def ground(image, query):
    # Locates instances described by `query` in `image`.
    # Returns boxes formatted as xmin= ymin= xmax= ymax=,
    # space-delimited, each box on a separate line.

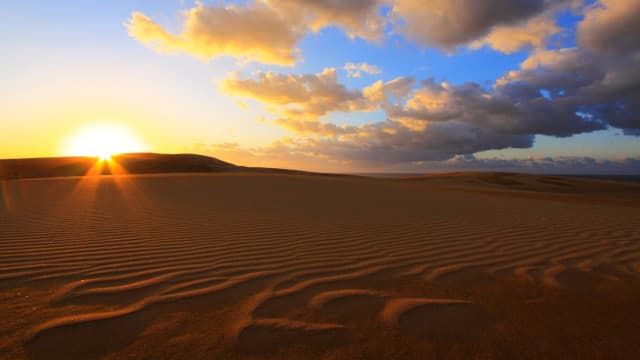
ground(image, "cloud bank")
xmin=201 ymin=141 xmax=640 ymax=174
xmin=127 ymin=0 xmax=581 ymax=65
xmin=130 ymin=1 xmax=639 ymax=172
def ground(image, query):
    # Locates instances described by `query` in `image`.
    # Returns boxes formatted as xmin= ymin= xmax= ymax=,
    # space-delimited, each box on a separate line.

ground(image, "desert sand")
xmin=1 ymin=170 xmax=640 ymax=359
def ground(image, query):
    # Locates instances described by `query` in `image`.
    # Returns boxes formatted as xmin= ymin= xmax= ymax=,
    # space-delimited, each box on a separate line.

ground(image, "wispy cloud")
xmin=343 ymin=62 xmax=382 ymax=78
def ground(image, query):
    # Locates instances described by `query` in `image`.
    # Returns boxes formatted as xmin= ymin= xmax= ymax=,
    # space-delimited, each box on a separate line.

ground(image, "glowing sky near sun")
xmin=63 ymin=125 xmax=146 ymax=160
xmin=1 ymin=0 xmax=639 ymax=173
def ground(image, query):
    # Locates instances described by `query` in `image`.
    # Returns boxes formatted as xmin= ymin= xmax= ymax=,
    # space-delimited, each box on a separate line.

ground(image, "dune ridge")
xmin=0 ymin=153 xmax=320 ymax=181
xmin=1 ymin=172 xmax=640 ymax=359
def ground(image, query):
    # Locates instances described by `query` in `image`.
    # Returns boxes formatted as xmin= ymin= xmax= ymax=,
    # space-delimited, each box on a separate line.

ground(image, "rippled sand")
xmin=1 ymin=173 xmax=639 ymax=359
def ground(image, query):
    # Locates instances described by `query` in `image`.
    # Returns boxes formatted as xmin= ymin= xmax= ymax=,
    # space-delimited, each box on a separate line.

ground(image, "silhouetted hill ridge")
xmin=0 ymin=153 xmax=241 ymax=180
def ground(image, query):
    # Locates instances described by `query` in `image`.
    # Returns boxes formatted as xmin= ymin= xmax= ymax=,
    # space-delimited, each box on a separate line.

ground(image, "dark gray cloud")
xmin=299 ymin=121 xmax=534 ymax=163
xmin=498 ymin=47 xmax=640 ymax=135
xmin=391 ymin=0 xmax=573 ymax=51
xmin=387 ymin=78 xmax=606 ymax=137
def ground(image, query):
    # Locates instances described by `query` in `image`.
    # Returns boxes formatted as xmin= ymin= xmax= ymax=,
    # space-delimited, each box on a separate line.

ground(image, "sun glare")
xmin=65 ymin=125 xmax=145 ymax=160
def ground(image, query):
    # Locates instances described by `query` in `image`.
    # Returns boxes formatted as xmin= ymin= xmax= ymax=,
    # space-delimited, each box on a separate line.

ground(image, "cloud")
xmin=220 ymin=69 xmax=538 ymax=161
xmin=220 ymin=68 xmax=376 ymax=122
xmin=221 ymin=71 xmax=415 ymax=123
xmin=220 ymin=29 xmax=640 ymax=161
xmin=302 ymin=121 xmax=534 ymax=164
xmin=497 ymin=45 xmax=640 ymax=134
xmin=201 ymin=139 xmax=640 ymax=174
xmin=221 ymin=39 xmax=638 ymax=165
xmin=387 ymin=78 xmax=606 ymax=137
xmin=578 ymin=0 xmax=640 ymax=55
xmin=470 ymin=15 xmax=561 ymax=54
xmin=127 ymin=0 xmax=583 ymax=65
xmin=273 ymin=118 xmax=358 ymax=137
xmin=128 ymin=0 xmax=598 ymax=65
xmin=126 ymin=3 xmax=305 ymax=66
xmin=152 ymin=0 xmax=639 ymax=170
xmin=343 ymin=62 xmax=383 ymax=78
xmin=391 ymin=0 xmax=573 ymax=52
xmin=430 ymin=155 xmax=640 ymax=175
xmin=127 ymin=0 xmax=385 ymax=66
xmin=266 ymin=0 xmax=385 ymax=41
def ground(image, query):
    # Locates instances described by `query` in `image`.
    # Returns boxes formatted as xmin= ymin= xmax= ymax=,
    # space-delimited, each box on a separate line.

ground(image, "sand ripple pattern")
xmin=0 ymin=174 xmax=639 ymax=358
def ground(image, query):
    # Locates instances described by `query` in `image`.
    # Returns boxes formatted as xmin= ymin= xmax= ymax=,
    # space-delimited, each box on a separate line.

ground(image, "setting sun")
xmin=65 ymin=125 xmax=145 ymax=160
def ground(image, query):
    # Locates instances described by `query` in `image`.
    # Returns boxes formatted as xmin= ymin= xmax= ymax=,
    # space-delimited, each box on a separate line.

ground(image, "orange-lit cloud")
xmin=126 ymin=2 xmax=304 ymax=66
xmin=127 ymin=0 xmax=385 ymax=66
xmin=220 ymin=68 xmax=375 ymax=120
xmin=128 ymin=0 xmax=586 ymax=64
xmin=273 ymin=118 xmax=358 ymax=137
xmin=363 ymin=77 xmax=416 ymax=104
xmin=577 ymin=0 xmax=640 ymax=55
xmin=470 ymin=16 xmax=560 ymax=54
xmin=266 ymin=0 xmax=385 ymax=41
xmin=220 ymin=69 xmax=421 ymax=137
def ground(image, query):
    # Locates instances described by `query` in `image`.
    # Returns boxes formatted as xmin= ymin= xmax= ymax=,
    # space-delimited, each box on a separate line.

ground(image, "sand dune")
xmin=0 ymin=153 xmax=319 ymax=181
xmin=1 ymin=172 xmax=640 ymax=359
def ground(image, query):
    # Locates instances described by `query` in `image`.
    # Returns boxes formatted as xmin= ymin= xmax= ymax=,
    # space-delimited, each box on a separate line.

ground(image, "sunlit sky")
xmin=1 ymin=0 xmax=639 ymax=173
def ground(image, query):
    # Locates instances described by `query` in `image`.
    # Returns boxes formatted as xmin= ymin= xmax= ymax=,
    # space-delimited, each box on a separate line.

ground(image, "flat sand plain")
xmin=1 ymin=172 xmax=639 ymax=359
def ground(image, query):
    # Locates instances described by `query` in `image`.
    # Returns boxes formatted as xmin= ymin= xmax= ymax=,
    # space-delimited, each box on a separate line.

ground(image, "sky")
xmin=1 ymin=0 xmax=639 ymax=174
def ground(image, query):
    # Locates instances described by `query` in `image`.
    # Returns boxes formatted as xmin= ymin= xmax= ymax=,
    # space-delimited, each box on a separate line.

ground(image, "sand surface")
xmin=1 ymin=172 xmax=640 ymax=359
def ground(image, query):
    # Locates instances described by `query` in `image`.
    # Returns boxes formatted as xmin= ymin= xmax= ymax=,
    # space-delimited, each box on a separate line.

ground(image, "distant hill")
xmin=0 ymin=153 xmax=245 ymax=180
xmin=0 ymin=153 xmax=331 ymax=181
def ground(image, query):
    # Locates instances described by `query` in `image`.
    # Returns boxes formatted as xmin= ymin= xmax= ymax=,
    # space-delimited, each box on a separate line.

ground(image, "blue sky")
xmin=1 ymin=0 xmax=638 ymax=173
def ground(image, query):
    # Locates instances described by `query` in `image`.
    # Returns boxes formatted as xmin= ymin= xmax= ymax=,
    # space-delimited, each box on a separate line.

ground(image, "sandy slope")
xmin=1 ymin=172 xmax=639 ymax=359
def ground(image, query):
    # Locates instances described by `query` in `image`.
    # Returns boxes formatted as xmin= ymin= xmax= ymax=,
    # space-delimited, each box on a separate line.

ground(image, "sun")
xmin=65 ymin=125 xmax=145 ymax=160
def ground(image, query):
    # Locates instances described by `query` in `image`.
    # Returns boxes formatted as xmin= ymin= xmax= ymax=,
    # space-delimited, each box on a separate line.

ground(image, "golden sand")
xmin=1 ymin=172 xmax=639 ymax=359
